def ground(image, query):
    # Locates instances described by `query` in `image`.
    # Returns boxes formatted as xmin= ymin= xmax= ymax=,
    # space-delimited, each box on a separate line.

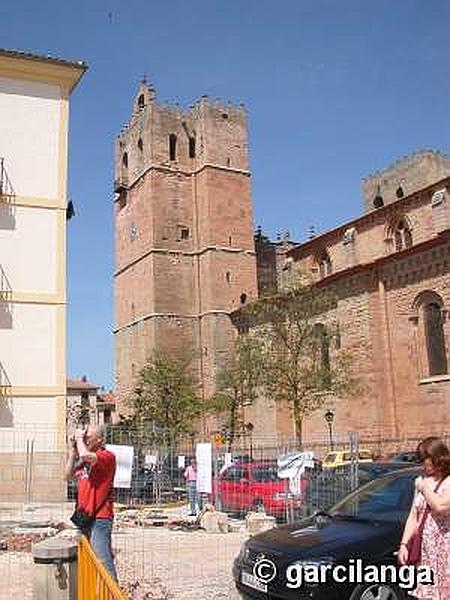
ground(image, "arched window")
xmin=393 ymin=218 xmax=412 ymax=252
xmin=314 ymin=323 xmax=331 ymax=383
xmin=373 ymin=194 xmax=384 ymax=208
xmin=412 ymin=291 xmax=448 ymax=378
xmin=122 ymin=152 xmax=128 ymax=168
xmin=396 ymin=186 xmax=404 ymax=199
xmin=138 ymin=94 xmax=145 ymax=109
xmin=137 ymin=138 xmax=143 ymax=152
xmin=317 ymin=249 xmax=332 ymax=278
xmin=424 ymin=302 xmax=447 ymax=376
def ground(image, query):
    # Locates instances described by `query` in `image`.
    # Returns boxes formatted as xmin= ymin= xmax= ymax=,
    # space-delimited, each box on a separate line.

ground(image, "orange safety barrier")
xmin=77 ymin=535 xmax=129 ymax=600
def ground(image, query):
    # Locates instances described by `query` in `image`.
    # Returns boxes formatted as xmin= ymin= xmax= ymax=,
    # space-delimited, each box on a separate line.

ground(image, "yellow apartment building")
xmin=0 ymin=49 xmax=85 ymax=500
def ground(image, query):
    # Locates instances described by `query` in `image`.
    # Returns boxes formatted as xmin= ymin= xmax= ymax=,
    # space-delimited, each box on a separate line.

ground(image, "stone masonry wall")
xmin=114 ymin=84 xmax=257 ymax=421
xmin=268 ymin=236 xmax=450 ymax=445
xmin=289 ymin=178 xmax=450 ymax=283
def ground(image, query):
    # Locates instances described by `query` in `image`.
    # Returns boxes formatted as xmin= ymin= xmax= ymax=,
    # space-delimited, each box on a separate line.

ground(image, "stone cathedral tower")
xmin=114 ymin=83 xmax=258 ymax=425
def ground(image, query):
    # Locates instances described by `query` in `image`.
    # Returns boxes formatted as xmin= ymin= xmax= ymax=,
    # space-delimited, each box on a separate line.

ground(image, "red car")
xmin=214 ymin=460 xmax=308 ymax=519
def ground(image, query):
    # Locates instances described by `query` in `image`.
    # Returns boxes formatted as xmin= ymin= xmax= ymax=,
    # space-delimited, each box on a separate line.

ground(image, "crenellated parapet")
xmin=362 ymin=149 xmax=450 ymax=213
xmin=114 ymin=83 xmax=249 ymax=192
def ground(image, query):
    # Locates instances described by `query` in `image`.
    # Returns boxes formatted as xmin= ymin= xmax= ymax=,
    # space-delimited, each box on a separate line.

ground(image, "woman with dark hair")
xmin=398 ymin=436 xmax=450 ymax=599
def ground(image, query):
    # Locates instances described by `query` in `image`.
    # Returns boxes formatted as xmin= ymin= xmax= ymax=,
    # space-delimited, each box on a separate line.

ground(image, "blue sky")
xmin=2 ymin=1 xmax=450 ymax=388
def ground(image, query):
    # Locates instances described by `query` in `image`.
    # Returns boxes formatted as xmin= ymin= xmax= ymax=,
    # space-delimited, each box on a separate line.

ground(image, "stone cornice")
xmin=113 ymin=309 xmax=232 ymax=334
xmin=114 ymin=161 xmax=251 ymax=195
xmin=114 ymin=245 xmax=256 ymax=277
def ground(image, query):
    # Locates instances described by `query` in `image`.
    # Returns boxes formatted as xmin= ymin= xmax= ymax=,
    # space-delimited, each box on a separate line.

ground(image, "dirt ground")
xmin=0 ymin=503 xmax=246 ymax=599
xmin=0 ymin=551 xmax=33 ymax=600
xmin=116 ymin=527 xmax=245 ymax=599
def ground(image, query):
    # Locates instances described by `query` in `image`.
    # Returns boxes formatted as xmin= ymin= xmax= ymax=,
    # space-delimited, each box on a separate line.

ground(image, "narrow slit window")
xmin=169 ymin=134 xmax=177 ymax=161
xmin=314 ymin=324 xmax=331 ymax=384
xmin=122 ymin=152 xmax=128 ymax=168
xmin=189 ymin=137 xmax=196 ymax=158
xmin=137 ymin=138 xmax=143 ymax=152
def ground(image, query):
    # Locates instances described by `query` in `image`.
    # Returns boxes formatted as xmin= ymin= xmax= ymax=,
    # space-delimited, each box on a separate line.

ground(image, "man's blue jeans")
xmin=89 ymin=518 xmax=117 ymax=580
xmin=187 ymin=480 xmax=198 ymax=515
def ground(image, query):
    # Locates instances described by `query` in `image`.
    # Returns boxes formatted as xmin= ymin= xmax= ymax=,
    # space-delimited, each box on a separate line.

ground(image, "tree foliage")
xmin=240 ymin=281 xmax=360 ymax=447
xmin=212 ymin=335 xmax=265 ymax=450
xmin=127 ymin=352 xmax=203 ymax=445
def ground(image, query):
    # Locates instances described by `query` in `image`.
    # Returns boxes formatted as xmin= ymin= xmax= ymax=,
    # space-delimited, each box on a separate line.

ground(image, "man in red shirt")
xmin=65 ymin=425 xmax=117 ymax=579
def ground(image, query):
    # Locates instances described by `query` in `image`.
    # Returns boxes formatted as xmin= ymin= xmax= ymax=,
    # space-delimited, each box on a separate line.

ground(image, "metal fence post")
xmin=349 ymin=431 xmax=359 ymax=492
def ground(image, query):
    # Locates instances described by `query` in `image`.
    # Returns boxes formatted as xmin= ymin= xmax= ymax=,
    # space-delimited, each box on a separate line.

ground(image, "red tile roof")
xmin=97 ymin=392 xmax=116 ymax=405
xmin=67 ymin=378 xmax=99 ymax=392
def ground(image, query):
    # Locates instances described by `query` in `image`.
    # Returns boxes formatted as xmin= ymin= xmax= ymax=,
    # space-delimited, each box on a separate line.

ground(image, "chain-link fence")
xmin=0 ymin=425 xmax=448 ymax=599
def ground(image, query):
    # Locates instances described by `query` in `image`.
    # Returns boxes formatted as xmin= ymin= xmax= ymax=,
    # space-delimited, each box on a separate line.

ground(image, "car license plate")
xmin=241 ymin=571 xmax=268 ymax=593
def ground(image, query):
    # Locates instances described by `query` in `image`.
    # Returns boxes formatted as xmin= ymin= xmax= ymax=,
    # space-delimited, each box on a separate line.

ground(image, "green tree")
xmin=242 ymin=281 xmax=360 ymax=448
xmin=129 ymin=352 xmax=203 ymax=446
xmin=212 ymin=335 xmax=264 ymax=451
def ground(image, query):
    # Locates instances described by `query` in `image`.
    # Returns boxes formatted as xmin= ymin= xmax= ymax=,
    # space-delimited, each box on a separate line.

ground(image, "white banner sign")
xmin=196 ymin=443 xmax=212 ymax=494
xmin=145 ymin=454 xmax=157 ymax=466
xmin=177 ymin=455 xmax=186 ymax=469
xmin=277 ymin=451 xmax=315 ymax=496
xmin=106 ymin=444 xmax=134 ymax=489
xmin=220 ymin=452 xmax=233 ymax=475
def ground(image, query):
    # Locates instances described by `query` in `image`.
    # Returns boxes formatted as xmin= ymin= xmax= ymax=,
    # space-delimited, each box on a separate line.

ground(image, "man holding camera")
xmin=65 ymin=425 xmax=117 ymax=580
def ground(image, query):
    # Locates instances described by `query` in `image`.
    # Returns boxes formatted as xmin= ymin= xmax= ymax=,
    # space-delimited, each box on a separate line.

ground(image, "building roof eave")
xmin=0 ymin=48 xmax=87 ymax=93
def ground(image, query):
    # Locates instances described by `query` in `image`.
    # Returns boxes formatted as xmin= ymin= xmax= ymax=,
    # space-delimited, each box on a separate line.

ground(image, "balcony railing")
xmin=0 ymin=361 xmax=11 ymax=394
xmin=0 ymin=158 xmax=15 ymax=198
xmin=0 ymin=159 xmax=16 ymax=230
xmin=0 ymin=264 xmax=12 ymax=300
xmin=0 ymin=265 xmax=13 ymax=329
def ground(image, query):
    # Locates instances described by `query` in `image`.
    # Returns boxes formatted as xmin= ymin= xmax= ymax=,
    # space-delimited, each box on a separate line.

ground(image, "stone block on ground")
xmin=199 ymin=510 xmax=229 ymax=533
xmin=245 ymin=512 xmax=276 ymax=535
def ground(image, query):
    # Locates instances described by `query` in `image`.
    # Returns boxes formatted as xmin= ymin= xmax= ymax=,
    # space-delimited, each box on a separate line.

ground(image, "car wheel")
xmin=350 ymin=583 xmax=407 ymax=600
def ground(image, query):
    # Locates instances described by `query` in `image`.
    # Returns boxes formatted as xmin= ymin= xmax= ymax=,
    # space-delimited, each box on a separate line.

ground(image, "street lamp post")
xmin=245 ymin=422 xmax=254 ymax=460
xmin=324 ymin=410 xmax=334 ymax=451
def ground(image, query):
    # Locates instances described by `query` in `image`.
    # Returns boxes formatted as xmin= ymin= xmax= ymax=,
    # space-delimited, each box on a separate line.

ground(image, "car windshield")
xmin=331 ymin=472 xmax=416 ymax=522
xmin=252 ymin=466 xmax=279 ymax=482
xmin=343 ymin=451 xmax=372 ymax=461
xmin=325 ymin=453 xmax=338 ymax=462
